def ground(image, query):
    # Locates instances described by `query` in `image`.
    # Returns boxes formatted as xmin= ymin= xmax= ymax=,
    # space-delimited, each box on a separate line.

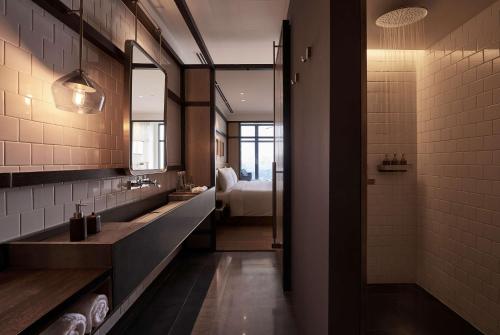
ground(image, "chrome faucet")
xmin=127 ymin=175 xmax=161 ymax=190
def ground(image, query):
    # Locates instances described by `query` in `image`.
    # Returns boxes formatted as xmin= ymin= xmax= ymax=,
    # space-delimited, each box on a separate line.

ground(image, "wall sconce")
xmin=52 ymin=0 xmax=105 ymax=114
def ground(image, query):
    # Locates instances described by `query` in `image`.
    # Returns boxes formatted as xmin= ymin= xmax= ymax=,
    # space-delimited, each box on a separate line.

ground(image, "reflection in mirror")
xmin=132 ymin=122 xmax=165 ymax=170
xmin=126 ymin=40 xmax=167 ymax=174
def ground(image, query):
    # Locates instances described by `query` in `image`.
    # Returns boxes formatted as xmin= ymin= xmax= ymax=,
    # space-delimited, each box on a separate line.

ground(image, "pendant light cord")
xmin=158 ymin=28 xmax=162 ymax=64
xmin=78 ymin=0 xmax=83 ymax=72
xmin=134 ymin=1 xmax=138 ymax=41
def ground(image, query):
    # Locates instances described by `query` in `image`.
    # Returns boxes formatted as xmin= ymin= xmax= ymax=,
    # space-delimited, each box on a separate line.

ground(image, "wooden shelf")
xmin=0 ymin=268 xmax=110 ymax=335
xmin=377 ymin=164 xmax=411 ymax=172
xmin=0 ymin=168 xmax=128 ymax=189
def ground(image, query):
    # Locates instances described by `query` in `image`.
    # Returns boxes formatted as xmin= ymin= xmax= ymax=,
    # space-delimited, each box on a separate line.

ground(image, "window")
xmin=158 ymin=123 xmax=165 ymax=167
xmin=132 ymin=121 xmax=165 ymax=170
xmin=240 ymin=123 xmax=274 ymax=180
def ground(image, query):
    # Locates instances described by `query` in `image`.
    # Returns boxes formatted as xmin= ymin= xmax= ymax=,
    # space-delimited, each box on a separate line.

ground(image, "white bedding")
xmin=219 ymin=180 xmax=272 ymax=217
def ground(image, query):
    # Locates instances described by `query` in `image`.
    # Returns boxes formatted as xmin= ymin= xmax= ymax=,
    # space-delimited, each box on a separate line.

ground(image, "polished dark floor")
xmin=366 ymin=284 xmax=484 ymax=335
xmin=110 ymin=251 xmax=296 ymax=335
xmin=191 ymin=252 xmax=296 ymax=335
xmin=110 ymin=251 xmax=220 ymax=335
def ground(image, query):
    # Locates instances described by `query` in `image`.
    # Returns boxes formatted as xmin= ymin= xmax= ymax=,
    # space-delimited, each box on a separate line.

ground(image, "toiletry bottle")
xmin=86 ymin=212 xmax=101 ymax=234
xmin=391 ymin=153 xmax=399 ymax=165
xmin=400 ymin=153 xmax=407 ymax=165
xmin=383 ymin=154 xmax=391 ymax=165
xmin=70 ymin=203 xmax=87 ymax=241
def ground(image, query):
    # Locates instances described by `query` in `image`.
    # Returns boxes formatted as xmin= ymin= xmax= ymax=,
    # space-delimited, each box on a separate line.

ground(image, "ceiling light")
xmin=52 ymin=0 xmax=105 ymax=114
xmin=241 ymin=99 xmax=247 ymax=102
xmin=138 ymin=95 xmax=144 ymax=98
xmin=240 ymin=92 xmax=245 ymax=95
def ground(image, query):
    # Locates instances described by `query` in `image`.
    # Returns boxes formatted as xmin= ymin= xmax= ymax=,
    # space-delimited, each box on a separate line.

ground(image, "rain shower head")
xmin=376 ymin=7 xmax=428 ymax=28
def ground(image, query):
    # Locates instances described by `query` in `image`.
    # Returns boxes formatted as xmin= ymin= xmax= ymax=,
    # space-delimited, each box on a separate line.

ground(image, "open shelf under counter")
xmin=0 ymin=268 xmax=111 ymax=335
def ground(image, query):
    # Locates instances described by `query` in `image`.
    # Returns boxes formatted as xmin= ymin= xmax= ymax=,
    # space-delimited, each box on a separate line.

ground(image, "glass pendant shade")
xmin=52 ymin=69 xmax=105 ymax=114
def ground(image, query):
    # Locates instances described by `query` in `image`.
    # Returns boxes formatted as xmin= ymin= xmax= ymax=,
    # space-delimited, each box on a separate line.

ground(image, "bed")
xmin=216 ymin=167 xmax=272 ymax=217
xmin=217 ymin=180 xmax=272 ymax=216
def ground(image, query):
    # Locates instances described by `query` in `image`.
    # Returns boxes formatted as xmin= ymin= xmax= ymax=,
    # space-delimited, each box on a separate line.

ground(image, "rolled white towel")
xmin=191 ymin=186 xmax=208 ymax=193
xmin=71 ymin=294 xmax=109 ymax=333
xmin=41 ymin=313 xmax=87 ymax=335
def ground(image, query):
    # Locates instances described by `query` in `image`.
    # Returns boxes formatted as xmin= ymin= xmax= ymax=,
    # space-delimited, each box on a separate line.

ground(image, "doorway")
xmin=213 ymin=69 xmax=276 ymax=252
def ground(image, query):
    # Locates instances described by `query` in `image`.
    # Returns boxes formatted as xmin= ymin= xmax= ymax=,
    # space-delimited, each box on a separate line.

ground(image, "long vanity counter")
xmin=0 ymin=188 xmax=215 ymax=334
xmin=25 ymin=201 xmax=186 ymax=245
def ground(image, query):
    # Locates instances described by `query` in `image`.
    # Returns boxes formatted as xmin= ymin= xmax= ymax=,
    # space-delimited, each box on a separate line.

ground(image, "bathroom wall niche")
xmin=125 ymin=40 xmax=168 ymax=175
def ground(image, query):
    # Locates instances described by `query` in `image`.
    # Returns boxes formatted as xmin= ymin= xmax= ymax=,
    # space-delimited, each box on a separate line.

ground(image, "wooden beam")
xmin=174 ymin=0 xmax=214 ymax=66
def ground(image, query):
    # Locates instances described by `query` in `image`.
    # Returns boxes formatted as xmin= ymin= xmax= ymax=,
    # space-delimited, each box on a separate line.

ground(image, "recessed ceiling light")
xmin=240 ymin=92 xmax=245 ymax=95
xmin=241 ymin=99 xmax=247 ymax=102
xmin=138 ymin=95 xmax=144 ymax=98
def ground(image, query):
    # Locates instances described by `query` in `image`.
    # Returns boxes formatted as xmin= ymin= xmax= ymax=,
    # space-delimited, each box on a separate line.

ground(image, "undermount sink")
xmin=168 ymin=192 xmax=198 ymax=201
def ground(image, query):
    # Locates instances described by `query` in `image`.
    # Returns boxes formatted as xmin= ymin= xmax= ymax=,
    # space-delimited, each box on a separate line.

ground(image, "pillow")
xmin=218 ymin=168 xmax=236 ymax=191
xmin=216 ymin=170 xmax=221 ymax=190
xmin=228 ymin=167 xmax=238 ymax=184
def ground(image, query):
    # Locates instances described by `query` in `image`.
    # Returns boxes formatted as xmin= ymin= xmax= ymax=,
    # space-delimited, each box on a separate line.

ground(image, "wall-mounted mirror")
xmin=126 ymin=40 xmax=168 ymax=174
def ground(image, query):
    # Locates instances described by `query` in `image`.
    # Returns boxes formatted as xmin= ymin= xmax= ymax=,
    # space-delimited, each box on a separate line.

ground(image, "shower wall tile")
xmin=367 ymin=50 xmax=419 ymax=284
xmin=417 ymin=1 xmax=500 ymax=334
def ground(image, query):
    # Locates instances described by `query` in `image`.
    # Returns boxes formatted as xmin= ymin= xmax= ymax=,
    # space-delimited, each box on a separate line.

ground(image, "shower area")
xmin=366 ymin=1 xmax=500 ymax=334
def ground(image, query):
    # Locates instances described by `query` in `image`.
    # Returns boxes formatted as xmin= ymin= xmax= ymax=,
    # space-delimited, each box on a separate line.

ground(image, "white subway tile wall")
xmin=0 ymin=171 xmax=176 ymax=242
xmin=0 ymin=0 xmax=182 ymax=243
xmin=416 ymin=1 xmax=500 ymax=334
xmin=367 ymin=50 xmax=419 ymax=283
xmin=0 ymin=0 xmax=125 ymax=172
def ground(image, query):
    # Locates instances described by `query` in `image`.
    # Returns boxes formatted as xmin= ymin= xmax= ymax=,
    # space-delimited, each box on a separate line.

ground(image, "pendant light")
xmin=52 ymin=0 xmax=105 ymax=114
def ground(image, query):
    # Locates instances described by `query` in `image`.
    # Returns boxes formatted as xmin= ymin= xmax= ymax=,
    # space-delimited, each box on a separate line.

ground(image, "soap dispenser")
xmin=400 ymin=153 xmax=407 ymax=165
xmin=383 ymin=154 xmax=391 ymax=165
xmin=70 ymin=203 xmax=87 ymax=242
xmin=86 ymin=212 xmax=101 ymax=234
xmin=391 ymin=153 xmax=399 ymax=165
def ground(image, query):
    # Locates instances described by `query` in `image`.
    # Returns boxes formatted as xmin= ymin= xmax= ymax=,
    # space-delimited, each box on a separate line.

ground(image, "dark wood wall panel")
xmin=184 ymin=68 xmax=215 ymax=188
xmin=185 ymin=69 xmax=211 ymax=102
xmin=185 ymin=106 xmax=212 ymax=186
xmin=329 ymin=0 xmax=366 ymax=333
